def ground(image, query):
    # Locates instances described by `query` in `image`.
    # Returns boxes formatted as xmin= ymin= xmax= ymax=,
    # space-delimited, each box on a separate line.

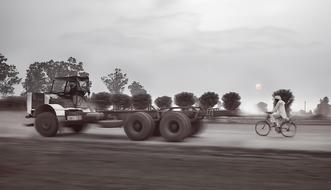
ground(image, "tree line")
xmin=91 ymin=67 xmax=242 ymax=111
xmin=0 ymin=53 xmax=242 ymax=111
xmin=0 ymin=53 xmax=146 ymax=97
xmin=91 ymin=89 xmax=242 ymax=112
xmin=1 ymin=52 xmax=330 ymax=116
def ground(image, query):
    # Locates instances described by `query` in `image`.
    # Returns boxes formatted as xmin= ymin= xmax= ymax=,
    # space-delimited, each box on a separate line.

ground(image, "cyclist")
xmin=270 ymin=95 xmax=288 ymax=132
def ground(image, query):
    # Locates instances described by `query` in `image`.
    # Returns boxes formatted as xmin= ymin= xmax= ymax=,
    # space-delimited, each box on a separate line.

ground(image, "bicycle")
xmin=255 ymin=112 xmax=297 ymax=137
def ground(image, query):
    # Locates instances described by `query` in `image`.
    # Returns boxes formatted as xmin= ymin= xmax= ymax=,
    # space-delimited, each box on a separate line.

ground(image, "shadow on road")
xmin=57 ymin=132 xmax=129 ymax=141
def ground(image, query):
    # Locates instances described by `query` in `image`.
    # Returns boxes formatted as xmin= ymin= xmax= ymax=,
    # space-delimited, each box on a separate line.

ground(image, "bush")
xmin=272 ymin=89 xmax=294 ymax=115
xmin=132 ymin=93 xmax=152 ymax=110
xmin=154 ymin=96 xmax=172 ymax=109
xmin=222 ymin=92 xmax=241 ymax=111
xmin=199 ymin=92 xmax=219 ymax=109
xmin=257 ymin=102 xmax=268 ymax=113
xmin=174 ymin=92 xmax=195 ymax=107
xmin=315 ymin=97 xmax=331 ymax=117
xmin=0 ymin=96 xmax=26 ymax=110
xmin=111 ymin=94 xmax=131 ymax=110
xmin=91 ymin=92 xmax=112 ymax=110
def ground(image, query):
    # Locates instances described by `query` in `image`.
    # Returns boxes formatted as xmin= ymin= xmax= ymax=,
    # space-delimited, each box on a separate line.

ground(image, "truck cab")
xmin=26 ymin=76 xmax=92 ymax=136
xmin=26 ymin=76 xmax=90 ymax=118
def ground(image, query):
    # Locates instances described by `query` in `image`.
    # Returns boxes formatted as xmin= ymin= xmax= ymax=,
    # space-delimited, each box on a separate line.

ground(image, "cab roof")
xmin=54 ymin=76 xmax=89 ymax=82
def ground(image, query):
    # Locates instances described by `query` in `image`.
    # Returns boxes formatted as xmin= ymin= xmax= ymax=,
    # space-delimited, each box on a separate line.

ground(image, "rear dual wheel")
xmin=159 ymin=112 xmax=191 ymax=142
xmin=154 ymin=118 xmax=204 ymax=138
xmin=124 ymin=112 xmax=155 ymax=141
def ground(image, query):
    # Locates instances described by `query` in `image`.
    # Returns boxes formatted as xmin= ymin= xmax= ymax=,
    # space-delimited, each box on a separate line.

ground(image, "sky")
xmin=1 ymin=0 xmax=331 ymax=112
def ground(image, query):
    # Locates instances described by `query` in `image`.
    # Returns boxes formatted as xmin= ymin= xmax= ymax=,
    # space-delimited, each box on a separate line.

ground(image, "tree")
xmin=222 ymin=92 xmax=241 ymax=111
xmin=101 ymin=68 xmax=128 ymax=94
xmin=321 ymin=97 xmax=329 ymax=104
xmin=257 ymin=102 xmax=268 ymax=113
xmin=44 ymin=58 xmax=88 ymax=81
xmin=0 ymin=53 xmax=22 ymax=96
xmin=23 ymin=62 xmax=49 ymax=93
xmin=110 ymin=94 xmax=131 ymax=110
xmin=0 ymin=53 xmax=9 ymax=81
xmin=128 ymin=81 xmax=147 ymax=96
xmin=199 ymin=92 xmax=219 ymax=109
xmin=132 ymin=93 xmax=152 ymax=110
xmin=91 ymin=92 xmax=112 ymax=110
xmin=272 ymin=89 xmax=294 ymax=115
xmin=155 ymin=96 xmax=172 ymax=109
xmin=23 ymin=58 xmax=89 ymax=93
xmin=174 ymin=92 xmax=195 ymax=107
xmin=315 ymin=97 xmax=331 ymax=117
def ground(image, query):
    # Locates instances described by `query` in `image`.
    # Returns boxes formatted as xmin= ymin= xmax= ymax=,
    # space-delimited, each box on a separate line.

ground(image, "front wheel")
xmin=255 ymin=121 xmax=271 ymax=136
xmin=280 ymin=121 xmax=297 ymax=137
xmin=35 ymin=112 xmax=59 ymax=137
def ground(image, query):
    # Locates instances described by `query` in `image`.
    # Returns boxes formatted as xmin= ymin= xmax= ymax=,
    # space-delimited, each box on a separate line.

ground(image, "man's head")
xmin=274 ymin=95 xmax=282 ymax=101
xmin=69 ymin=82 xmax=76 ymax=88
xmin=273 ymin=95 xmax=282 ymax=106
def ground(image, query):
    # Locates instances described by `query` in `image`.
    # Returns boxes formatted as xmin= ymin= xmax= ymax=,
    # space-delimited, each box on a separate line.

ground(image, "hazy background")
xmin=1 ymin=0 xmax=330 ymax=112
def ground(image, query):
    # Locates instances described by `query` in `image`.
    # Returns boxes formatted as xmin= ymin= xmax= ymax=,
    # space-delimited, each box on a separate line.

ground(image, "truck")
xmin=26 ymin=76 xmax=206 ymax=142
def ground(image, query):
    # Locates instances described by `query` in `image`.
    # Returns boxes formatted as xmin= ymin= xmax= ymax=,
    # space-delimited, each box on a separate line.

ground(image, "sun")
xmin=255 ymin=83 xmax=263 ymax=91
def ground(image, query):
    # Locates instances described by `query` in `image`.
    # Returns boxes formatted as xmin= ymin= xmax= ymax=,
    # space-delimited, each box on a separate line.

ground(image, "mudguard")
xmin=35 ymin=104 xmax=66 ymax=117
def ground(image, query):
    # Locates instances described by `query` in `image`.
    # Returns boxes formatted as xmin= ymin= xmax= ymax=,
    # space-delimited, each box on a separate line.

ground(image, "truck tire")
xmin=35 ymin=112 xmax=59 ymax=137
xmin=189 ymin=120 xmax=204 ymax=137
xmin=124 ymin=112 xmax=155 ymax=141
xmin=159 ymin=112 xmax=191 ymax=142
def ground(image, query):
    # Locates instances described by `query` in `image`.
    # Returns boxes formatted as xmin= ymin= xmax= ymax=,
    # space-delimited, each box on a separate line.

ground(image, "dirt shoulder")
xmin=0 ymin=137 xmax=330 ymax=190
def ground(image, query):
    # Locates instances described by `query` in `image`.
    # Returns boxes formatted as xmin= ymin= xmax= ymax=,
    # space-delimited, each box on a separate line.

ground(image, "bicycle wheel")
xmin=255 ymin=121 xmax=271 ymax=136
xmin=280 ymin=121 xmax=297 ymax=137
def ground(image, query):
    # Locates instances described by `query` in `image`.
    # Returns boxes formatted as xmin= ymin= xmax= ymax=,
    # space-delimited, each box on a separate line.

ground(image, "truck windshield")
xmin=51 ymin=79 xmax=67 ymax=93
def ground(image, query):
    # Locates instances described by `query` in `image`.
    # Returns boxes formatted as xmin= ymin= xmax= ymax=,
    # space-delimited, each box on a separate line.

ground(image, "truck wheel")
xmin=124 ymin=112 xmax=155 ymax=141
xmin=160 ymin=112 xmax=191 ymax=142
xmin=35 ymin=112 xmax=59 ymax=137
xmin=69 ymin=124 xmax=87 ymax=133
xmin=189 ymin=120 xmax=205 ymax=137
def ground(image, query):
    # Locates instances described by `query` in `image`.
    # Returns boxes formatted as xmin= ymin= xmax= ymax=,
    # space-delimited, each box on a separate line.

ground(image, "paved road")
xmin=0 ymin=138 xmax=329 ymax=190
xmin=1 ymin=111 xmax=330 ymax=152
xmin=1 ymin=111 xmax=331 ymax=189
